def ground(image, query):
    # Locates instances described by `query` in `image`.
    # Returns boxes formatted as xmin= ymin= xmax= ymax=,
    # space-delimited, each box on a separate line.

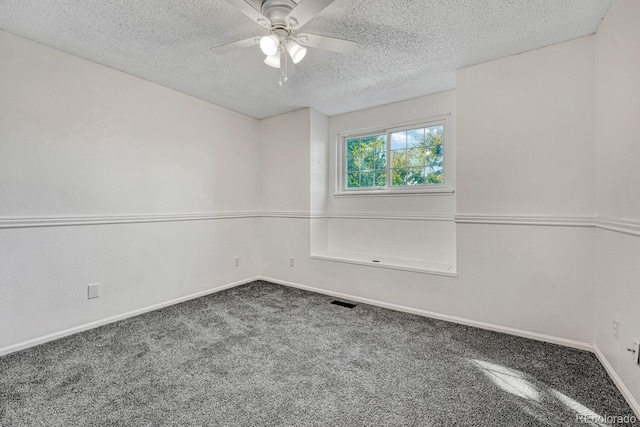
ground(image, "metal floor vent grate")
xmin=331 ymin=300 xmax=357 ymax=309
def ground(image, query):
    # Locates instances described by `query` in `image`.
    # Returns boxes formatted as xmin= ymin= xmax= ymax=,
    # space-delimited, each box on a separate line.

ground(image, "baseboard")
xmin=4 ymin=274 xmax=638 ymax=418
xmin=593 ymin=346 xmax=640 ymax=418
xmin=262 ymin=276 xmax=640 ymax=416
xmin=260 ymin=276 xmax=592 ymax=352
xmin=0 ymin=276 xmax=259 ymax=357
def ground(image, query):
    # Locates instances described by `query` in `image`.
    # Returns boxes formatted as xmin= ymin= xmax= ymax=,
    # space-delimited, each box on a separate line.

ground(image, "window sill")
xmin=334 ymin=188 xmax=454 ymax=197
xmin=310 ymin=251 xmax=458 ymax=277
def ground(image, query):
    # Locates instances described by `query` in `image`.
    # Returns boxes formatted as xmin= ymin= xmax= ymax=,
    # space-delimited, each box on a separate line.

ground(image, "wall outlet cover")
xmin=87 ymin=283 xmax=100 ymax=299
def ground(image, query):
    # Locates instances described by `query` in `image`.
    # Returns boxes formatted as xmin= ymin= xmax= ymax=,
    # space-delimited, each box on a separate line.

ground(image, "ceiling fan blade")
xmin=295 ymin=33 xmax=358 ymax=54
xmin=224 ymin=0 xmax=271 ymax=28
xmin=286 ymin=0 xmax=336 ymax=29
xmin=211 ymin=36 xmax=261 ymax=54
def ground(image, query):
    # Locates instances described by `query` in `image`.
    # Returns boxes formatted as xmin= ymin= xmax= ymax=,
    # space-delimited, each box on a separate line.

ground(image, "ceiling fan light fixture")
xmin=286 ymin=40 xmax=307 ymax=64
xmin=264 ymin=52 xmax=281 ymax=68
xmin=260 ymin=35 xmax=279 ymax=56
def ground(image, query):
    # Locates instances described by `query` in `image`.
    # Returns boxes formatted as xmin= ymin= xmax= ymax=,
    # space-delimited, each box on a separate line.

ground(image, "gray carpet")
xmin=1 ymin=281 xmax=638 ymax=426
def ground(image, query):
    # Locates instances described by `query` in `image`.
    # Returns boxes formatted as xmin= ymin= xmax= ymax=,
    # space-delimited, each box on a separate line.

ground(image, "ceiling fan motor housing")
xmin=261 ymin=0 xmax=298 ymax=28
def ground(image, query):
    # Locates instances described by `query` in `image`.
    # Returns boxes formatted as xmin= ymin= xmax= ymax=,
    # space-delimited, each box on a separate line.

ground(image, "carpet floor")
xmin=1 ymin=280 xmax=638 ymax=426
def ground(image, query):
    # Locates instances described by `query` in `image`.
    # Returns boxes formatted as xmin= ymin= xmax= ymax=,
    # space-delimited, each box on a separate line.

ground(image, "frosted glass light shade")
xmin=286 ymin=40 xmax=307 ymax=64
xmin=264 ymin=52 xmax=281 ymax=68
xmin=260 ymin=35 xmax=279 ymax=56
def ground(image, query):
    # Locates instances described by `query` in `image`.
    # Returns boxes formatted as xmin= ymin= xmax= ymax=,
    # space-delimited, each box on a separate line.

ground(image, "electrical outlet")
xmin=613 ymin=320 xmax=619 ymax=340
xmin=289 ymin=257 xmax=295 ymax=267
xmin=87 ymin=283 xmax=100 ymax=299
xmin=235 ymin=257 xmax=240 ymax=267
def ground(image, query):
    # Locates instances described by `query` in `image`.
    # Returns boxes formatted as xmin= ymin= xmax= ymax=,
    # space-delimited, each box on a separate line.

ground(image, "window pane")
xmin=374 ymin=146 xmax=386 ymax=170
xmin=345 ymin=134 xmax=386 ymax=189
xmin=391 ymin=131 xmax=406 ymax=150
xmin=344 ymin=123 xmax=443 ymax=191
xmin=346 ymin=154 xmax=358 ymax=172
xmin=347 ymin=138 xmax=361 ymax=155
xmin=346 ymin=172 xmax=360 ymax=188
xmin=391 ymin=167 xmax=407 ymax=186
xmin=425 ymin=146 xmax=442 ymax=168
xmin=391 ymin=167 xmax=425 ymax=186
xmin=426 ymin=125 xmax=443 ymax=145
xmin=404 ymin=167 xmax=426 ymax=185
xmin=361 ymin=154 xmax=374 ymax=171
xmin=407 ymin=128 xmax=425 ymax=148
xmin=407 ymin=147 xmax=427 ymax=167
xmin=359 ymin=171 xmax=374 ymax=187
xmin=391 ymin=150 xmax=406 ymax=169
xmin=424 ymin=166 xmax=443 ymax=184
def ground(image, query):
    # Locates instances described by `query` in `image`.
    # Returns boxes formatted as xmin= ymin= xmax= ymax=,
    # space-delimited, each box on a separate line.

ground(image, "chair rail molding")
xmin=455 ymin=214 xmax=595 ymax=227
xmin=595 ymin=216 xmax=640 ymax=237
xmin=0 ymin=211 xmax=260 ymax=229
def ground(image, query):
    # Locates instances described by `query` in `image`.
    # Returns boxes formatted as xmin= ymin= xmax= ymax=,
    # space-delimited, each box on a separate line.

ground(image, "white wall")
xmin=321 ymin=92 xmax=457 ymax=268
xmin=455 ymin=35 xmax=596 ymax=343
xmin=259 ymin=108 xmax=310 ymax=214
xmin=457 ymin=37 xmax=595 ymax=217
xmin=259 ymin=109 xmax=313 ymax=279
xmin=260 ymin=36 xmax=596 ymax=345
xmin=328 ymin=92 xmax=456 ymax=216
xmin=0 ymin=31 xmax=261 ymax=351
xmin=594 ymin=0 xmax=640 ymax=409
xmin=4 ymin=5 xmax=638 ymax=410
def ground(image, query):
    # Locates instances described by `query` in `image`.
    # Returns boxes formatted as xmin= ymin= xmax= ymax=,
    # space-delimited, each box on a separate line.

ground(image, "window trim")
xmin=335 ymin=115 xmax=454 ymax=197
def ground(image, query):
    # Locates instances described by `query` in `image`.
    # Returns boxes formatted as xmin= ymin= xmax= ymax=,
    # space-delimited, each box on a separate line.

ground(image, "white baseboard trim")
xmin=260 ymin=276 xmax=592 ymax=352
xmin=0 ymin=276 xmax=259 ymax=357
xmin=3 ymin=274 xmax=638 ymax=418
xmin=593 ymin=346 xmax=640 ymax=418
xmin=264 ymin=276 xmax=640 ymax=415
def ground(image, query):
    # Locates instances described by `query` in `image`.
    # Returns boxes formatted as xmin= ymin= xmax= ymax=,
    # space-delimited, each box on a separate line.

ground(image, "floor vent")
xmin=331 ymin=300 xmax=357 ymax=309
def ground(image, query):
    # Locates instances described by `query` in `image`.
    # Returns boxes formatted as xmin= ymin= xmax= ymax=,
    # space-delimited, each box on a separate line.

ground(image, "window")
xmin=339 ymin=117 xmax=452 ymax=194
xmin=346 ymin=134 xmax=387 ymax=188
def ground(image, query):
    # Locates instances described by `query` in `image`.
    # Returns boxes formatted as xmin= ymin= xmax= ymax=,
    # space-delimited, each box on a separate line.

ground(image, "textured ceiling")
xmin=0 ymin=0 xmax=611 ymax=119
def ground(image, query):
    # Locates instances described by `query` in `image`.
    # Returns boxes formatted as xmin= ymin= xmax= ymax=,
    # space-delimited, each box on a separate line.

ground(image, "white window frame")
xmin=335 ymin=115 xmax=454 ymax=196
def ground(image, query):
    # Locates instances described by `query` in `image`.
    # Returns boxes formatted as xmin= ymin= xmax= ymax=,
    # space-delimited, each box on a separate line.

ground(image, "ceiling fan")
xmin=212 ymin=0 xmax=357 ymax=84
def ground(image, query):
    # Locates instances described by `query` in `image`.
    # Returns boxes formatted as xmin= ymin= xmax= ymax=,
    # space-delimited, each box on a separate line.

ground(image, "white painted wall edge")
xmin=0 ymin=212 xmax=260 ymax=229
xmin=0 ymin=276 xmax=261 ymax=357
xmin=261 ymin=276 xmax=592 ymax=351
xmin=593 ymin=346 xmax=640 ymax=418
